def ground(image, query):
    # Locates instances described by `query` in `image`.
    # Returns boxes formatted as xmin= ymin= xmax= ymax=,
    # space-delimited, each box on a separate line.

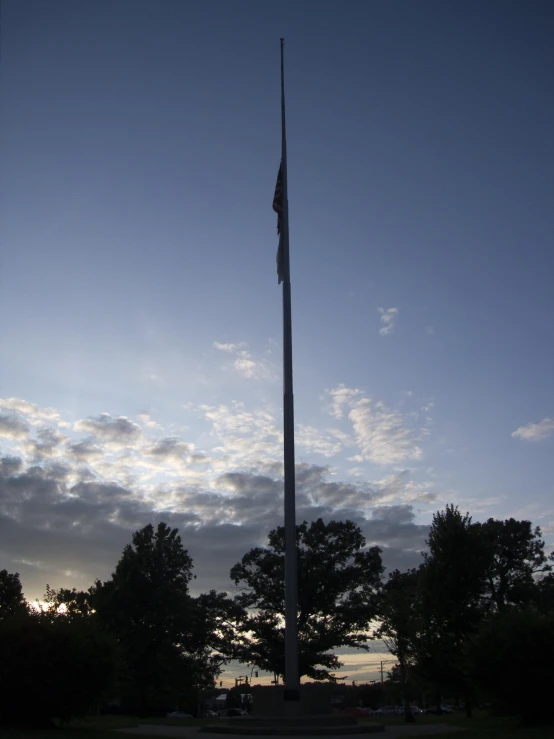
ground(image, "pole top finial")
xmin=280 ymin=37 xmax=285 ymax=43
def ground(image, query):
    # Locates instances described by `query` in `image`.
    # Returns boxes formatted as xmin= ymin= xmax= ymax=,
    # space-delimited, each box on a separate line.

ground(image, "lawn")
xmin=0 ymin=715 xmax=173 ymax=739
xmin=3 ymin=712 xmax=554 ymax=739
xmin=367 ymin=710 xmax=554 ymax=738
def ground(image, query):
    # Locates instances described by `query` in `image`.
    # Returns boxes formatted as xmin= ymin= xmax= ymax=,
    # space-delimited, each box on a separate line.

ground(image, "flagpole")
xmin=279 ymin=37 xmax=300 ymax=696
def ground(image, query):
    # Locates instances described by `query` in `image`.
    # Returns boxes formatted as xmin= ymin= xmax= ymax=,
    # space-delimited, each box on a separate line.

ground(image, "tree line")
xmin=1 ymin=507 xmax=553 ymax=727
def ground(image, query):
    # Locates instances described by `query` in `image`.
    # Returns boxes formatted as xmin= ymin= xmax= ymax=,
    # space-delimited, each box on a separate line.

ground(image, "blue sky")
xmin=1 ymin=0 xmax=554 ymax=683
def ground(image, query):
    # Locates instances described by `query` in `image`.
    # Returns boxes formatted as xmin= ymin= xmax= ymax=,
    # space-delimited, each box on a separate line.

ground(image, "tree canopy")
xmin=0 ymin=569 xmax=27 ymax=621
xmin=91 ymin=522 xmax=217 ymax=714
xmin=0 ymin=585 xmax=116 ymax=727
xmin=230 ymin=518 xmax=383 ymax=680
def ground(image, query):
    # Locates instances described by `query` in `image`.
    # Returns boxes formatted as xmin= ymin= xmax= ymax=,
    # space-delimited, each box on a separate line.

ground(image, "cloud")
xmin=1 ymin=456 xmax=23 ymax=476
xmin=213 ymin=341 xmax=276 ymax=381
xmin=296 ymin=425 xmax=350 ymax=458
xmin=196 ymin=402 xmax=282 ymax=469
xmin=136 ymin=413 xmax=162 ymax=430
xmin=213 ymin=342 xmax=242 ymax=352
xmin=148 ymin=437 xmax=192 ymax=459
xmin=349 ymin=398 xmax=422 ymax=464
xmin=325 ymin=386 xmax=424 ymax=466
xmin=233 ymin=350 xmax=275 ymax=380
xmin=512 ymin=417 xmax=554 ymax=442
xmin=74 ymin=413 xmax=143 ymax=448
xmin=425 ymin=326 xmax=436 ymax=335
xmin=363 ymin=504 xmax=429 ymax=553
xmin=68 ymin=440 xmax=104 ymax=462
xmin=0 ymin=392 xmax=436 ymax=616
xmin=23 ymin=427 xmax=68 ymax=461
xmin=378 ymin=307 xmax=399 ymax=336
xmin=371 ymin=470 xmax=435 ymax=504
xmin=0 ymin=413 xmax=30 ymax=440
xmin=0 ymin=397 xmax=70 ymax=428
xmin=325 ymin=385 xmax=363 ymax=419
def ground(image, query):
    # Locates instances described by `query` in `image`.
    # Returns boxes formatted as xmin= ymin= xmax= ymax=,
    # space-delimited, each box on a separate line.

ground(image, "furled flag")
xmin=273 ymin=165 xmax=285 ymax=284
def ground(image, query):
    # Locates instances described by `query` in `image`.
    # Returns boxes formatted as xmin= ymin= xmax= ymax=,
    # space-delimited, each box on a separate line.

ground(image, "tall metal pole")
xmin=279 ymin=37 xmax=299 ymax=694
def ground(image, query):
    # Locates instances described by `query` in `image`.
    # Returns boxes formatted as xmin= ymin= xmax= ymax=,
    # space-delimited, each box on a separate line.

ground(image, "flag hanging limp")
xmin=273 ymin=165 xmax=285 ymax=284
xmin=273 ymin=165 xmax=283 ymax=234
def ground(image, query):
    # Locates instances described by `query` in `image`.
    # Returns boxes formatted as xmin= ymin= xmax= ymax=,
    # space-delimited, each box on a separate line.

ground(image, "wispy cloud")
xmin=512 ymin=417 xmax=554 ymax=442
xmin=349 ymin=398 xmax=423 ymax=465
xmin=233 ymin=350 xmax=273 ymax=380
xmin=378 ymin=307 xmax=399 ymax=336
xmin=296 ymin=425 xmax=351 ymax=458
xmin=325 ymin=385 xmax=363 ymax=419
xmin=213 ymin=340 xmax=276 ymax=381
xmin=213 ymin=341 xmax=243 ymax=353
xmin=325 ymin=385 xmax=425 ymax=466
xmin=137 ymin=413 xmax=162 ymax=430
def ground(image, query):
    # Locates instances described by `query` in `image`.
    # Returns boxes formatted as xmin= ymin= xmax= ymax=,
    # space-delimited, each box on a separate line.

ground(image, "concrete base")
xmin=250 ymin=685 xmax=335 ymax=718
xmin=200 ymin=686 xmax=385 ymax=735
xmin=199 ymin=718 xmax=384 ymax=735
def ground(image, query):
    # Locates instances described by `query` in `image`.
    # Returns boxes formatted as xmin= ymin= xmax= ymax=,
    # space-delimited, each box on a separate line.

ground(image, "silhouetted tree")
xmin=44 ymin=583 xmax=95 ymax=619
xmin=415 ymin=506 xmax=490 ymax=716
xmin=0 ymin=569 xmax=27 ymax=621
xmin=467 ymin=607 xmax=554 ymax=725
xmin=535 ymin=572 xmax=554 ymax=615
xmin=478 ymin=518 xmax=553 ymax=612
xmin=230 ymin=518 xmax=383 ymax=680
xmin=91 ymin=522 xmax=220 ymax=714
xmin=377 ymin=568 xmax=421 ymax=722
xmin=0 ymin=609 xmax=116 ymax=727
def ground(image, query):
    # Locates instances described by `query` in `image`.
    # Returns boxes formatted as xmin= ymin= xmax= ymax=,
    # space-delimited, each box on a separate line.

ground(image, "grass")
xmin=0 ymin=714 xmax=173 ymax=739
xmin=3 ymin=711 xmax=554 ymax=739
xmin=366 ymin=710 xmax=554 ymax=738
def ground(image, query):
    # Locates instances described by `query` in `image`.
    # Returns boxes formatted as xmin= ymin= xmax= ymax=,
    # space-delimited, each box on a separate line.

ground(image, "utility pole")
xmin=380 ymin=660 xmax=396 ymax=685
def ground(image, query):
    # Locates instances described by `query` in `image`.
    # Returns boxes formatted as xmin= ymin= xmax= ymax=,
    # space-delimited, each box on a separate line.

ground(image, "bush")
xmin=0 ymin=611 xmax=117 ymax=727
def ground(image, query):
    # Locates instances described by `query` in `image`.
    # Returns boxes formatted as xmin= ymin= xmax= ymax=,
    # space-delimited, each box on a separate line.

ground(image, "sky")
xmin=1 ymin=0 xmax=554 ymax=685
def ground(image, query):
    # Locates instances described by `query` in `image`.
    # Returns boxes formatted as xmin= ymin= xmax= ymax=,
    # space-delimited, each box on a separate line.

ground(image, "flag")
xmin=273 ymin=165 xmax=283 ymax=234
xmin=273 ymin=165 xmax=285 ymax=284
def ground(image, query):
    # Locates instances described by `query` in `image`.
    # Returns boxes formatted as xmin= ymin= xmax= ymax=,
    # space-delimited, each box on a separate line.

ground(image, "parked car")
xmin=426 ymin=705 xmax=454 ymax=715
xmin=166 ymin=711 xmax=193 ymax=719
xmin=202 ymin=710 xmax=219 ymax=718
xmin=226 ymin=708 xmax=248 ymax=717
xmin=375 ymin=706 xmax=397 ymax=715
xmin=393 ymin=705 xmax=424 ymax=715
xmin=343 ymin=706 xmax=373 ymax=716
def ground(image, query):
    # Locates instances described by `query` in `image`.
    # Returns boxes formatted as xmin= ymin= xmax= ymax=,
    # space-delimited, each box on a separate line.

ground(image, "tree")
xmin=91 ymin=522 xmax=220 ymax=714
xmin=416 ymin=505 xmax=489 ymax=715
xmin=0 ymin=609 xmax=116 ymax=727
xmin=230 ymin=518 xmax=383 ymax=680
xmin=467 ymin=607 xmax=554 ymax=725
xmin=377 ymin=568 xmax=421 ymax=722
xmin=0 ymin=569 xmax=27 ymax=621
xmin=478 ymin=518 xmax=553 ymax=612
xmin=535 ymin=572 xmax=554 ymax=615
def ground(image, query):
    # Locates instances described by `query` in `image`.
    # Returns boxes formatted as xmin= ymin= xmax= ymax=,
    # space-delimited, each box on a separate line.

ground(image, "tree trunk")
xmin=435 ymin=685 xmax=442 ymax=714
xmin=401 ymin=660 xmax=415 ymax=723
xmin=404 ymin=695 xmax=415 ymax=723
